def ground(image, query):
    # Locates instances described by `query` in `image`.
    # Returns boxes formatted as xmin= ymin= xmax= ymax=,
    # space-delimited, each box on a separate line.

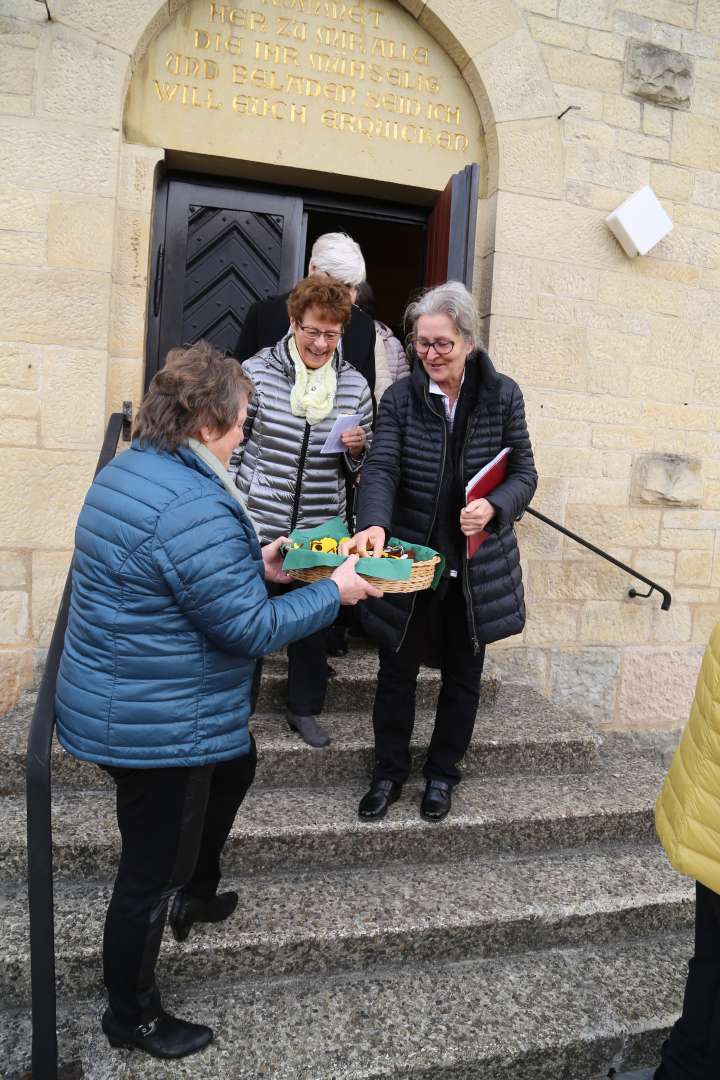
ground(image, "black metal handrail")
xmin=525 ymin=507 xmax=672 ymax=611
xmin=26 ymin=412 xmax=127 ymax=1080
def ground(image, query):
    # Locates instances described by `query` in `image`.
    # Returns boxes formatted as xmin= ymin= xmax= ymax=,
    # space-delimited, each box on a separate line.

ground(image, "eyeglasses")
xmin=413 ymin=338 xmax=456 ymax=356
xmin=298 ymin=323 xmax=341 ymax=344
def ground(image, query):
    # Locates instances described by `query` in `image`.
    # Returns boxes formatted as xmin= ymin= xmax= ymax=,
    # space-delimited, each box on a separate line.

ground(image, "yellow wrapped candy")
xmin=310 ymin=537 xmax=338 ymax=554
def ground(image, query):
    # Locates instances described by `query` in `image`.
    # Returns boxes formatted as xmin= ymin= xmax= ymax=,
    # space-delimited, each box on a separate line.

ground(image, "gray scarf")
xmin=188 ymin=437 xmax=258 ymax=537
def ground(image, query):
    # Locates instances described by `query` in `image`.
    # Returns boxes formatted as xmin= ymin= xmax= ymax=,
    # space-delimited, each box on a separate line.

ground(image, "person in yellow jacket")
xmin=655 ymin=620 xmax=720 ymax=1079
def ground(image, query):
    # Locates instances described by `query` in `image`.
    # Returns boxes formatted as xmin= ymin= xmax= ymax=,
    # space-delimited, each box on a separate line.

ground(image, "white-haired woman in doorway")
xmin=356 ymin=279 xmax=410 ymax=400
xmin=236 ymin=231 xmax=377 ymax=393
xmin=232 ymin=276 xmax=375 ymax=748
xmin=342 ymin=281 xmax=537 ymax=823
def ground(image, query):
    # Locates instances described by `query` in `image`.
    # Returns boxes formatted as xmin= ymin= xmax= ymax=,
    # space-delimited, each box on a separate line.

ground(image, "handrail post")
xmin=26 ymin=414 xmax=124 ymax=1080
xmin=26 ymin=579 xmax=71 ymax=1080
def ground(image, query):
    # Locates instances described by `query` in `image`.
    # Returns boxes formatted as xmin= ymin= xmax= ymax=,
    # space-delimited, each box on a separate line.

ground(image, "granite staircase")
xmin=1 ymin=642 xmax=691 ymax=1080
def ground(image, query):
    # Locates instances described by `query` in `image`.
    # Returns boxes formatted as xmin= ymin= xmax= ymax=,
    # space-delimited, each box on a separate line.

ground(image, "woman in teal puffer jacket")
xmin=55 ymin=341 xmax=379 ymax=1062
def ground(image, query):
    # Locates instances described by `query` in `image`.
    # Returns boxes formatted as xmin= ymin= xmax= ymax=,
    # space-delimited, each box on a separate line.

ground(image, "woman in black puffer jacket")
xmin=343 ymin=281 xmax=537 ymax=823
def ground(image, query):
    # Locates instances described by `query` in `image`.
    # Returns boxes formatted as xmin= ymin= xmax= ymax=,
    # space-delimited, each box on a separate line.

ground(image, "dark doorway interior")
xmin=304 ymin=210 xmax=426 ymax=337
xmin=148 ymin=168 xmax=478 ymax=389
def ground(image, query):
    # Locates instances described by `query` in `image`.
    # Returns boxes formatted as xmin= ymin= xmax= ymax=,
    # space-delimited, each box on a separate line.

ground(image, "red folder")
xmin=465 ymin=447 xmax=512 ymax=559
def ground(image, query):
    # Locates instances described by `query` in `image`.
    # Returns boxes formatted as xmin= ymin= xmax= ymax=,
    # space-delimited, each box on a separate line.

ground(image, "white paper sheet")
xmin=320 ymin=413 xmax=363 ymax=455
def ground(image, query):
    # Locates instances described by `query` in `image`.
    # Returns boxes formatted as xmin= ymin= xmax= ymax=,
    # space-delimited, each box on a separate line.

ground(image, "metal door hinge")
xmin=122 ymin=401 xmax=133 ymax=442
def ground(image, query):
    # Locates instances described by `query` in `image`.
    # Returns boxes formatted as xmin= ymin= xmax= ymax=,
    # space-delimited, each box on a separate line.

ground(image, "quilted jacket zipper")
xmin=460 ymin=417 xmax=481 ymax=655
xmin=395 ymin=390 xmax=447 ymax=653
xmin=289 ymin=421 xmax=311 ymax=533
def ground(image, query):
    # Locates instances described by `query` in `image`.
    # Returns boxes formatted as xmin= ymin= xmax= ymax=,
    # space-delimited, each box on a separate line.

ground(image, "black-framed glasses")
xmin=413 ymin=338 xmax=456 ymax=356
xmin=298 ymin=323 xmax=342 ymax=344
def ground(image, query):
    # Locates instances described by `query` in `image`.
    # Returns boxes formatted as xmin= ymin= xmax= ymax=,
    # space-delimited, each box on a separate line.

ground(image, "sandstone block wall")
xmin=482 ymin=0 xmax=720 ymax=728
xmin=0 ymin=0 xmax=718 ymax=730
xmin=0 ymin=0 xmax=159 ymax=713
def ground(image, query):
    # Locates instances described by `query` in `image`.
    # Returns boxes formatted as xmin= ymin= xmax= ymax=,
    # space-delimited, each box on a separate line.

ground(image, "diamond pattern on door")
xmin=181 ymin=206 xmax=286 ymax=355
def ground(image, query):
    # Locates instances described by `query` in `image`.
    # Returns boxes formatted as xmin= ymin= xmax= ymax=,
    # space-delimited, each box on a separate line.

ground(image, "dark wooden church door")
xmin=146 ymin=177 xmax=303 ymax=388
xmin=424 ymin=164 xmax=480 ymax=290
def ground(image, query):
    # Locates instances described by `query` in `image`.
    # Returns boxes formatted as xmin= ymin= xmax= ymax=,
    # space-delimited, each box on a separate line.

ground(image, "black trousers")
xmin=102 ymin=739 xmax=256 ymax=1025
xmin=268 ymin=581 xmax=330 ymax=715
xmin=371 ymin=577 xmax=485 ymax=786
xmin=657 ymin=882 xmax=720 ymax=1079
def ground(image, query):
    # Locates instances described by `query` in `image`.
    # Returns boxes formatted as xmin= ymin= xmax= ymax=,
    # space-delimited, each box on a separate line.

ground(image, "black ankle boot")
xmin=101 ymin=1007 xmax=213 ymax=1059
xmin=169 ymin=890 xmax=238 ymax=943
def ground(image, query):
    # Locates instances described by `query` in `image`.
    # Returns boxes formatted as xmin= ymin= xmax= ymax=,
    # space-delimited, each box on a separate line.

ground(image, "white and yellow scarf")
xmin=288 ymin=335 xmax=337 ymax=426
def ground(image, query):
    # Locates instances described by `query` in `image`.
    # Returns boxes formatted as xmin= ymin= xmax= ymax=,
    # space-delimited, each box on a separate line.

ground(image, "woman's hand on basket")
xmin=460 ymin=498 xmax=496 ymax=537
xmin=331 ymin=555 xmax=384 ymax=605
xmin=339 ymin=527 xmax=386 ymax=558
xmin=262 ymin=536 xmax=293 ymax=584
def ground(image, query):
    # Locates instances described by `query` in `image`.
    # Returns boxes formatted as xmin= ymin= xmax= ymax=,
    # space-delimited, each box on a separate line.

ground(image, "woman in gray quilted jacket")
xmin=233 ymin=277 xmax=374 ymax=748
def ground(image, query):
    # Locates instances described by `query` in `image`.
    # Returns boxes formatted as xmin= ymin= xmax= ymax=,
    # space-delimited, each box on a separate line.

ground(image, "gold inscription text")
xmin=232 ymin=93 xmax=308 ymax=122
xmin=194 ymin=28 xmax=244 ymax=53
xmin=320 ymin=105 xmax=468 ymax=149
xmin=153 ymin=81 xmax=223 ymax=108
xmin=209 ymin=3 xmax=267 ymax=29
xmin=254 ymin=40 xmax=300 ymax=63
xmin=165 ymin=52 xmax=221 ymax=78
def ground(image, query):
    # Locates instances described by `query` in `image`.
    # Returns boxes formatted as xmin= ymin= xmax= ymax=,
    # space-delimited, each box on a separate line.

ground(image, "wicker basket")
xmin=287 ymin=555 xmax=441 ymax=594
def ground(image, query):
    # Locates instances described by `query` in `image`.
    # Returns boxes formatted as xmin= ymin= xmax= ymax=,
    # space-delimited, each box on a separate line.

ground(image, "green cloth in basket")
xmin=281 ymin=516 xmax=445 ymax=588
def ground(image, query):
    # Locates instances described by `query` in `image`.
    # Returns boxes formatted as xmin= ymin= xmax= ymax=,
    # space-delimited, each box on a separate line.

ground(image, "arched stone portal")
xmin=125 ymin=0 xmax=484 ymax=195
xmin=101 ymin=0 xmax=561 ymax=408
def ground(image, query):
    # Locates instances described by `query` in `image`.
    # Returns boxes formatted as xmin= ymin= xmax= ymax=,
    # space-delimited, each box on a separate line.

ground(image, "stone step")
xmin=0 ymin=842 xmax=693 ymax=1007
xmin=0 ymin=930 xmax=690 ymax=1079
xmin=253 ymin=683 xmax=597 ymax=786
xmin=256 ymin=649 xmax=500 ymax=710
xmin=2 ymin=684 xmax=598 ymax=794
xmin=1 ymin=755 xmax=664 ymax=882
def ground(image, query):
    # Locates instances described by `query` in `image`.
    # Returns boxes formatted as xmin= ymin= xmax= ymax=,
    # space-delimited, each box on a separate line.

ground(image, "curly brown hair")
xmin=134 ymin=341 xmax=254 ymax=452
xmin=286 ymin=276 xmax=352 ymax=326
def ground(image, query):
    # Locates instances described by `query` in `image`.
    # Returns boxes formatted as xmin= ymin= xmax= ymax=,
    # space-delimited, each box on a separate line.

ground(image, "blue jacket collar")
xmin=131 ymin=439 xmax=224 ymax=488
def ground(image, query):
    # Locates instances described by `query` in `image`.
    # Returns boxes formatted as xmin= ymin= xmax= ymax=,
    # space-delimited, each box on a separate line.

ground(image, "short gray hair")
xmin=405 ymin=281 xmax=480 ymax=348
xmin=309 ymin=232 xmax=366 ymax=287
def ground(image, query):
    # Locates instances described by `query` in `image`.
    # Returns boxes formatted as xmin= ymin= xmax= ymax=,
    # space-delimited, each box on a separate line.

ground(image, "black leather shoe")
xmin=358 ymin=779 xmax=402 ymax=820
xmin=421 ymin=779 xmax=452 ymax=821
xmin=101 ymin=1007 xmax=213 ymax=1059
xmin=169 ymin=890 xmax=238 ymax=943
